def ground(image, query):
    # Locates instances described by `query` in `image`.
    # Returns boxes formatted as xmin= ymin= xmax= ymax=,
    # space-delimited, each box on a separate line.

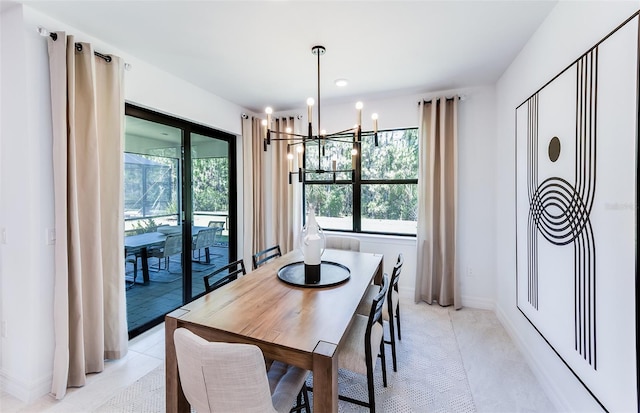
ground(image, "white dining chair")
xmin=325 ymin=236 xmax=360 ymax=251
xmin=357 ymin=253 xmax=404 ymax=371
xmin=338 ymin=273 xmax=389 ymax=412
xmin=174 ymin=328 xmax=310 ymax=413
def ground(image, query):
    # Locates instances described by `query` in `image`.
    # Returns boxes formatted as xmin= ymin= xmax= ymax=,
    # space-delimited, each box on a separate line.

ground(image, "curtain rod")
xmin=419 ymin=95 xmax=464 ymax=105
xmin=37 ymin=26 xmax=131 ymax=68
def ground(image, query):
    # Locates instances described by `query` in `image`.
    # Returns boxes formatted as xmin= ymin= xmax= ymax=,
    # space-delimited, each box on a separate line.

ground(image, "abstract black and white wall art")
xmin=515 ymin=12 xmax=638 ymax=412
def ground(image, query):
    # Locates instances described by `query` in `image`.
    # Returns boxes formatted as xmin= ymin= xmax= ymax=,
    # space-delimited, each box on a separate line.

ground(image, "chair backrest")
xmin=162 ymin=233 xmax=183 ymax=258
xmin=252 ymin=245 xmax=282 ymax=269
xmin=365 ymin=273 xmax=389 ymax=368
xmin=367 ymin=273 xmax=390 ymax=327
xmin=174 ymin=328 xmax=277 ymax=413
xmin=388 ymin=253 xmax=404 ymax=311
xmin=203 ymin=259 xmax=247 ymax=293
xmin=208 ymin=220 xmax=225 ymax=230
xmin=193 ymin=227 xmax=217 ymax=250
xmin=325 ymin=236 xmax=360 ymax=252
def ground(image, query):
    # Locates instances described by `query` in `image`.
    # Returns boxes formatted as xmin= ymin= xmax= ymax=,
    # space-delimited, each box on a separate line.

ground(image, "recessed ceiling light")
xmin=335 ymin=78 xmax=348 ymax=87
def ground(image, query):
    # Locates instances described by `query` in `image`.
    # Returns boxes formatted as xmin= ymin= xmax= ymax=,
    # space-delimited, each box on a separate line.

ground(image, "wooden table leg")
xmin=313 ymin=341 xmax=339 ymax=413
xmin=165 ymin=313 xmax=189 ymax=413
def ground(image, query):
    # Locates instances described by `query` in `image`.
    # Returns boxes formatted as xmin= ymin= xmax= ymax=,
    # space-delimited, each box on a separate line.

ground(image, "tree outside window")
xmin=303 ymin=128 xmax=418 ymax=235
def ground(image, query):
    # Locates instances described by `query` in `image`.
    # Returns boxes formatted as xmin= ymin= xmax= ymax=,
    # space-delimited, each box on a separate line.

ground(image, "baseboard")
xmin=494 ymin=305 xmax=570 ymax=412
xmin=0 ymin=368 xmax=51 ymax=403
xmin=460 ymin=295 xmax=494 ymax=310
xmin=401 ymin=290 xmax=495 ymax=311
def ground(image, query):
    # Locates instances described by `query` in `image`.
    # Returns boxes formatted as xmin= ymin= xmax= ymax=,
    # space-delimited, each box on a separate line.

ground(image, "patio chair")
xmin=149 ymin=233 xmax=182 ymax=272
xmin=125 ymin=253 xmax=138 ymax=289
xmin=192 ymin=227 xmax=218 ymax=264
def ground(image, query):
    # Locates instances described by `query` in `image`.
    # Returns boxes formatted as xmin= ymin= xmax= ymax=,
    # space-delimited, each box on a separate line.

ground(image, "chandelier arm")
xmin=267 ymin=130 xmax=308 ymax=139
xmin=268 ymin=136 xmax=308 ymax=142
xmin=324 ymin=127 xmax=359 ymax=138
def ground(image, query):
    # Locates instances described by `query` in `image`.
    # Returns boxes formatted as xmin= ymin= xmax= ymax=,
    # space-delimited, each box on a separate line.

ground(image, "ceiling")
xmin=12 ymin=0 xmax=557 ymax=113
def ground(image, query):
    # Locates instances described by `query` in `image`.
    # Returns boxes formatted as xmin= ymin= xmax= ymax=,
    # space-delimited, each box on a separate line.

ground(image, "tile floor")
xmin=0 ymin=299 xmax=555 ymax=412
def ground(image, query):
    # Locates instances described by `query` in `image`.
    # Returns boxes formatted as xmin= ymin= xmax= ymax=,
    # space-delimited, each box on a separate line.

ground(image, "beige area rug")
xmin=94 ymin=300 xmax=476 ymax=413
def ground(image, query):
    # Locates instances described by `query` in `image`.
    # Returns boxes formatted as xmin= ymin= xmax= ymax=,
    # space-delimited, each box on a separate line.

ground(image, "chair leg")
xmin=379 ymin=340 xmax=387 ymax=388
xmin=291 ymin=384 xmax=310 ymax=413
xmin=396 ymin=305 xmax=402 ymax=340
xmin=366 ymin=360 xmax=376 ymax=413
xmin=296 ymin=392 xmax=302 ymax=411
xmin=387 ymin=317 xmax=398 ymax=372
xmin=302 ymin=384 xmax=310 ymax=413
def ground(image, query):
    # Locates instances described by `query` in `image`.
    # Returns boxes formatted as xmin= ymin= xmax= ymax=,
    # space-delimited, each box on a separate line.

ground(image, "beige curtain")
xmin=415 ymin=97 xmax=460 ymax=309
xmin=242 ymin=117 xmax=266 ymax=266
xmin=271 ymin=117 xmax=298 ymax=253
xmin=47 ymin=33 xmax=128 ymax=399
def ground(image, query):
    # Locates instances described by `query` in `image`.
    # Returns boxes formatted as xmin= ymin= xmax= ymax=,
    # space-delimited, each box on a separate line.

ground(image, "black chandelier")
xmin=263 ymin=45 xmax=379 ymax=184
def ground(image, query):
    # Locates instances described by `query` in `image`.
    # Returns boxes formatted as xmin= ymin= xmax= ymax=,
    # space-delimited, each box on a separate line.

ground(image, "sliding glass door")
xmin=123 ymin=104 xmax=236 ymax=338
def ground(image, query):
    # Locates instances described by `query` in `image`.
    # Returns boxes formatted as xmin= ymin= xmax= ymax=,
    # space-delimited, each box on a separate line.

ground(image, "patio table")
xmin=124 ymin=226 xmax=207 ymax=284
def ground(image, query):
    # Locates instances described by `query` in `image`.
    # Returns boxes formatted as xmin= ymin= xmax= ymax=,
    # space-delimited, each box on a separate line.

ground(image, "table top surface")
xmin=124 ymin=226 xmax=208 ymax=249
xmin=173 ymin=249 xmax=383 ymax=356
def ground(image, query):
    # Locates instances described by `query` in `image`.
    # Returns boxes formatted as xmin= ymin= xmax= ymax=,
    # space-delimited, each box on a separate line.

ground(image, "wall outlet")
xmin=466 ymin=266 xmax=473 ymax=277
xmin=46 ymin=228 xmax=56 ymax=245
xmin=1 ymin=321 xmax=7 ymax=338
xmin=1 ymin=228 xmax=6 ymax=244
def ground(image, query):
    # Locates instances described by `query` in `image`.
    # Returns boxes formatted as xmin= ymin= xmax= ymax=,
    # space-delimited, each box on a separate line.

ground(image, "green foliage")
xmin=127 ymin=218 xmax=159 ymax=235
xmin=304 ymin=129 xmax=419 ymax=230
xmin=192 ymin=157 xmax=229 ymax=212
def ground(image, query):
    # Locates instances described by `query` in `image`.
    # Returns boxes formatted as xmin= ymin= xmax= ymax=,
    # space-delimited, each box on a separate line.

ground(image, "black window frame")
xmin=124 ymin=103 xmax=238 ymax=338
xmin=303 ymin=127 xmax=418 ymax=236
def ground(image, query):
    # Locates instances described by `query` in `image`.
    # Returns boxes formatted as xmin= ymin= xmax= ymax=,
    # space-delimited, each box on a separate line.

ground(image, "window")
xmin=303 ymin=128 xmax=418 ymax=235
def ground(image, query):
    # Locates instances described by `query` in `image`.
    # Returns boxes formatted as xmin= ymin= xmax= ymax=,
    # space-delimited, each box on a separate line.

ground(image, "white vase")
xmin=300 ymin=209 xmax=325 ymax=283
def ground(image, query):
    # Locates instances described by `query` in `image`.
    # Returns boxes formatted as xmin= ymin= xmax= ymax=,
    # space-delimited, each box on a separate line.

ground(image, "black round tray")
xmin=277 ymin=261 xmax=351 ymax=287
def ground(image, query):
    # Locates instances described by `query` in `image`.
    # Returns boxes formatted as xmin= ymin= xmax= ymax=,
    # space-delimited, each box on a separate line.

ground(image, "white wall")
xmin=495 ymin=2 xmax=639 ymax=411
xmin=1 ymin=4 xmax=57 ymax=401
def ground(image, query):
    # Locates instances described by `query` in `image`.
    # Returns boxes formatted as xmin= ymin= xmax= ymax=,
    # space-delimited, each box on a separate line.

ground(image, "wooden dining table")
xmin=164 ymin=248 xmax=383 ymax=413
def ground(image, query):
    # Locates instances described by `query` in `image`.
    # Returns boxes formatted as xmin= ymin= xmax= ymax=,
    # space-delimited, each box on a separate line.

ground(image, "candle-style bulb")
xmin=297 ymin=145 xmax=304 ymax=167
xmin=355 ymin=101 xmax=363 ymax=126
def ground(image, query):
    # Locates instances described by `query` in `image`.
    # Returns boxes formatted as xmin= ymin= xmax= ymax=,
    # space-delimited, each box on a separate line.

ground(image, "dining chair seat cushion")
xmin=338 ymin=314 xmax=384 ymax=376
xmin=267 ymin=361 xmax=309 ymax=413
xmin=356 ymin=285 xmax=396 ymax=321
